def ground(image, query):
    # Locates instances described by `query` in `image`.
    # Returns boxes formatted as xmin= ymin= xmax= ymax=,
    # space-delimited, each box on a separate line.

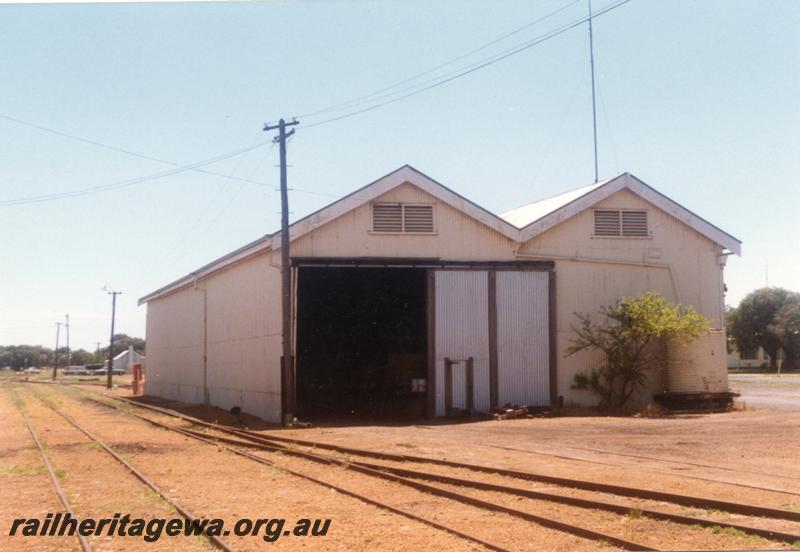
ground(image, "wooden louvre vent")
xmin=621 ymin=210 xmax=649 ymax=236
xmin=372 ymin=203 xmax=403 ymax=232
xmin=594 ymin=209 xmax=621 ymax=236
xmin=594 ymin=209 xmax=648 ymax=237
xmin=372 ymin=203 xmax=434 ymax=233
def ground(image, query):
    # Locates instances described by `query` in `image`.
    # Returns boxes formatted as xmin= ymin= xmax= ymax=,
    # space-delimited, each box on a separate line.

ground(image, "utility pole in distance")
xmin=263 ymin=117 xmax=299 ymax=425
xmin=96 ymin=342 xmax=101 ymax=363
xmin=103 ymin=287 xmax=122 ymax=389
xmin=52 ymin=322 xmax=62 ymax=380
xmin=65 ymin=313 xmax=71 ymax=368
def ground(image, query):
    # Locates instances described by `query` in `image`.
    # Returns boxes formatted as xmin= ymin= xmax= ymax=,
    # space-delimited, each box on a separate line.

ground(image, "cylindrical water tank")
xmin=665 ymin=330 xmax=729 ymax=393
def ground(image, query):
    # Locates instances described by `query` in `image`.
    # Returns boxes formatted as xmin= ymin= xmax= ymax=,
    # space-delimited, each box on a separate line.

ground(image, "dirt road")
xmin=730 ymin=373 xmax=800 ymax=411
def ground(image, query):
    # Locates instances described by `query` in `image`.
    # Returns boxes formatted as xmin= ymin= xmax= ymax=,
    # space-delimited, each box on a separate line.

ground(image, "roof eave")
xmin=139 ymin=165 xmax=518 ymax=305
xmin=137 ymin=235 xmax=272 ymax=305
xmin=517 ymin=173 xmax=742 ymax=255
xmin=267 ymin=165 xmax=520 ymax=249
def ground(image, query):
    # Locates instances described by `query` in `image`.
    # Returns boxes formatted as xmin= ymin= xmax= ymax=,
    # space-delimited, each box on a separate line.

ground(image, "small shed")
xmin=105 ymin=346 xmax=145 ymax=374
xmin=139 ymin=167 xmax=741 ymax=422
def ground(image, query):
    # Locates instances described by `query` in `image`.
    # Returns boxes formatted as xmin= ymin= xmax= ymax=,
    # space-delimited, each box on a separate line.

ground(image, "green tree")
xmin=100 ymin=334 xmax=145 ymax=358
xmin=0 ymin=345 xmax=54 ymax=370
xmin=769 ymin=299 xmax=800 ymax=371
xmin=68 ymin=349 xmax=95 ymax=366
xmin=728 ymin=288 xmax=800 ymax=370
xmin=566 ymin=292 xmax=711 ymax=408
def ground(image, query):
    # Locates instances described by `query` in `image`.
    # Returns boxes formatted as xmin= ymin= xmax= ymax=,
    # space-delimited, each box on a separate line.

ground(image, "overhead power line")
xmin=1 ymin=0 xmax=633 ymax=207
xmin=296 ymin=0 xmax=582 ymax=119
xmin=302 ymin=0 xmax=632 ymax=130
xmin=0 ymin=114 xmax=272 ymax=187
xmin=0 ymin=114 xmax=335 ymax=205
xmin=151 ymin=138 xmax=277 ymax=275
xmin=0 ymin=139 xmax=272 ymax=207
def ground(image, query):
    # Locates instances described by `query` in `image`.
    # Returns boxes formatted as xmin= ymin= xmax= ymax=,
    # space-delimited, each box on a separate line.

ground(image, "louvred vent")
xmin=622 ymin=210 xmax=648 ymax=236
xmin=403 ymin=204 xmax=434 ymax=233
xmin=372 ymin=203 xmax=434 ymax=233
xmin=594 ymin=209 xmax=621 ymax=236
xmin=594 ymin=209 xmax=649 ymax=237
xmin=372 ymin=203 xmax=403 ymax=232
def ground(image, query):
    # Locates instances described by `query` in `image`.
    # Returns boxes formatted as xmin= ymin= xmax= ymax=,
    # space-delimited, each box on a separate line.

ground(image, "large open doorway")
xmin=295 ymin=266 xmax=428 ymax=421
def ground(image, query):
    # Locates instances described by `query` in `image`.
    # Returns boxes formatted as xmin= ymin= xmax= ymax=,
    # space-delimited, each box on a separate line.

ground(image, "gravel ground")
xmin=730 ymin=373 xmax=800 ymax=411
xmin=4 ymin=380 xmax=800 ymax=551
xmin=0 ymin=388 xmax=80 ymax=552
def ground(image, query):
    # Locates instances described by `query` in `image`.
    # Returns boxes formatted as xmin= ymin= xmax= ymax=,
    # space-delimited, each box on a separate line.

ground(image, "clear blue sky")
xmin=1 ymin=0 xmax=798 ymax=351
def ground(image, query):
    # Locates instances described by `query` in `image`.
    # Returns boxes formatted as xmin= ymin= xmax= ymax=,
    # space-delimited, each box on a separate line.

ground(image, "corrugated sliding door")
xmin=434 ymin=270 xmax=490 ymax=416
xmin=496 ymin=271 xmax=550 ymax=407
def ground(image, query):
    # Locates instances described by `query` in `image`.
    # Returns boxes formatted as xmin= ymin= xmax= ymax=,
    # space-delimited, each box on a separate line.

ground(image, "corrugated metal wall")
xmin=143 ymin=284 xmax=204 ymax=405
xmin=496 ymin=271 xmax=550 ymax=407
xmin=434 ymin=270 xmax=490 ymax=415
xmin=665 ymin=330 xmax=728 ymax=393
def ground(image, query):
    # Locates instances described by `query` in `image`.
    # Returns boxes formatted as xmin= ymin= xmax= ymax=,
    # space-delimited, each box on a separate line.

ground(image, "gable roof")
xmin=267 ymin=165 xmax=520 ymax=249
xmin=139 ymin=168 xmax=741 ymax=305
xmin=139 ymin=165 xmax=519 ymax=305
xmin=501 ymin=180 xmax=609 ymax=227
xmin=502 ymin=173 xmax=741 ymax=254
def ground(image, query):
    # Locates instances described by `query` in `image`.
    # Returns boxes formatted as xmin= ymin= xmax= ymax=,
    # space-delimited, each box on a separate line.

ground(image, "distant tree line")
xmin=0 ymin=334 xmax=145 ymax=370
xmin=727 ymin=288 xmax=800 ymax=371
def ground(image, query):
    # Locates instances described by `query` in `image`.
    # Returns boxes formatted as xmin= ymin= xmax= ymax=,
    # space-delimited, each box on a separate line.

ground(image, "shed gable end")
xmin=290 ymin=182 xmax=516 ymax=260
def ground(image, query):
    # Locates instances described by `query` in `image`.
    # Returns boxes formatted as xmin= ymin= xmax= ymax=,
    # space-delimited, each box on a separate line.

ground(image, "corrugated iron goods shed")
xmin=139 ymin=166 xmax=741 ymax=423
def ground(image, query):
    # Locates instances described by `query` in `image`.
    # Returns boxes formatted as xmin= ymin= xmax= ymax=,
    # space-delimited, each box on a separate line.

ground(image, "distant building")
xmin=105 ymin=346 xmax=145 ymax=374
xmin=727 ymin=344 xmax=782 ymax=370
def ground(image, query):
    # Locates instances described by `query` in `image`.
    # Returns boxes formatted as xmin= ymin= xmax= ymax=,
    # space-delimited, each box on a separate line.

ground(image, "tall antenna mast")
xmin=588 ymin=0 xmax=599 ymax=182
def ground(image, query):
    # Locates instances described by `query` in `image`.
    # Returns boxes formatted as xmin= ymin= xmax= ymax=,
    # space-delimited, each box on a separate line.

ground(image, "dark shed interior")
xmin=295 ymin=266 xmax=428 ymax=420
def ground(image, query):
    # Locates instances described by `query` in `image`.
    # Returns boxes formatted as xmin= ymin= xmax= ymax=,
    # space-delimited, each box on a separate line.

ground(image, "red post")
xmin=132 ymin=363 xmax=142 ymax=395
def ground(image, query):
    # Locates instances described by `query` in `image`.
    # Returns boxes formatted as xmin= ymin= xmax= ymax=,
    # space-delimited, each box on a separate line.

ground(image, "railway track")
xmin=476 ymin=442 xmax=800 ymax=498
xmin=6 ymin=385 xmax=92 ymax=552
xmin=170 ymin=423 xmax=800 ymax=544
xmin=10 ymin=384 xmax=235 ymax=552
xmin=20 ymin=384 xmax=523 ymax=552
xmin=21 ymin=377 xmax=800 ymax=499
xmin=108 ymin=394 xmax=800 ymax=524
xmin=40 ymin=384 xmax=665 ymax=551
xmin=50 ymin=384 xmax=800 ymax=549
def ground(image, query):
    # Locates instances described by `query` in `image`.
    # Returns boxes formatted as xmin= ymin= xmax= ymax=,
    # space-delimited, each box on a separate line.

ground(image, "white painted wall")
xmin=204 ymin=252 xmax=282 ymax=421
xmin=144 ymin=180 xmax=731 ymax=418
xmin=496 ymin=270 xmax=550 ymax=407
xmin=290 ymin=183 xmax=517 ymax=260
xmin=434 ymin=270 xmax=490 ymax=415
xmin=144 ymin=251 xmax=283 ymax=421
xmin=144 ymin=284 xmax=204 ymax=404
xmin=518 ymin=188 xmax=728 ymax=405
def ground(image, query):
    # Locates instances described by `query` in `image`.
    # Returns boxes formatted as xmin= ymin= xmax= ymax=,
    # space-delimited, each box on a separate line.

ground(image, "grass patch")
xmin=54 ymin=468 xmax=67 ymax=479
xmin=0 ymin=464 xmax=47 ymax=477
xmin=708 ymin=525 xmax=745 ymax=537
xmin=706 ymin=525 xmax=766 ymax=543
xmin=628 ymin=507 xmax=643 ymax=519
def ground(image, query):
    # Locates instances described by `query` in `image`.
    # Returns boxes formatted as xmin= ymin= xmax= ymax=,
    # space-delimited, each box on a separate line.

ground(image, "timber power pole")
xmin=65 ymin=313 xmax=70 ymax=367
xmin=103 ymin=287 xmax=122 ymax=389
xmin=52 ymin=322 xmax=62 ymax=380
xmin=264 ymin=117 xmax=299 ymax=426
